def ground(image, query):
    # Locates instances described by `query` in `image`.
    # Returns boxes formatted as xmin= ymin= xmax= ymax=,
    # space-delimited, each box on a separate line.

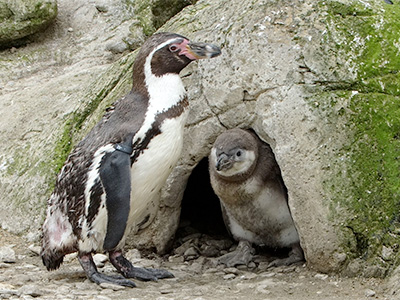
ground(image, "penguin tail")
xmin=41 ymin=203 xmax=77 ymax=271
xmin=41 ymin=249 xmax=64 ymax=271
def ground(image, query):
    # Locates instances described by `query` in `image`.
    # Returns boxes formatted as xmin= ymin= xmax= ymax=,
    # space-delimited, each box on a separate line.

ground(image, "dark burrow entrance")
xmin=171 ymin=156 xmax=293 ymax=265
xmin=171 ymin=157 xmax=235 ymax=260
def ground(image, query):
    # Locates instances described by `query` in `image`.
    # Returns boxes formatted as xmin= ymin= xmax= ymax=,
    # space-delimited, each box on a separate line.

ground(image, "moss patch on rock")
xmin=0 ymin=0 xmax=57 ymax=48
xmin=314 ymin=0 xmax=400 ymax=275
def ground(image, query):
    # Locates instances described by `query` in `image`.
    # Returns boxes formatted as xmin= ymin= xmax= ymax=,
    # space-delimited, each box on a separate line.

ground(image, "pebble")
xmin=184 ymin=247 xmax=199 ymax=260
xmin=223 ymin=273 xmax=236 ymax=280
xmin=365 ymin=289 xmax=376 ymax=297
xmin=314 ymin=273 xmax=329 ymax=280
xmin=93 ymin=253 xmax=108 ymax=267
xmin=223 ymin=267 xmax=239 ymax=275
xmin=18 ymin=284 xmax=43 ymax=297
xmin=160 ymin=284 xmax=173 ymax=294
xmin=28 ymin=244 xmax=41 ymax=256
xmin=0 ymin=246 xmax=16 ymax=263
xmin=99 ymin=282 xmax=126 ymax=291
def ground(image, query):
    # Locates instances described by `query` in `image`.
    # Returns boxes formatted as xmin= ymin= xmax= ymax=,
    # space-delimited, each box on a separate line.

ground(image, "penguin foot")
xmin=78 ymin=253 xmax=136 ymax=287
xmin=217 ymin=240 xmax=255 ymax=267
xmin=267 ymin=243 xmax=304 ymax=268
xmin=109 ymin=250 xmax=174 ymax=281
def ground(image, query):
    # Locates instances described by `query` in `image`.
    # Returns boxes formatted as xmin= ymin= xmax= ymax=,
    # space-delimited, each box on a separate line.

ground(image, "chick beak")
xmin=216 ymin=153 xmax=231 ymax=171
xmin=182 ymin=42 xmax=221 ymax=60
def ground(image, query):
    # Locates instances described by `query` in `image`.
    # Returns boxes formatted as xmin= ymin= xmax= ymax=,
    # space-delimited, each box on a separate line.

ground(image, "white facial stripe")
xmin=132 ymin=38 xmax=187 ymax=149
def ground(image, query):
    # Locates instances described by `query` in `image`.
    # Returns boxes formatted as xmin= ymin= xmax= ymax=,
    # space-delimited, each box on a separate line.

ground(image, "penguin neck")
xmin=144 ymin=53 xmax=186 ymax=113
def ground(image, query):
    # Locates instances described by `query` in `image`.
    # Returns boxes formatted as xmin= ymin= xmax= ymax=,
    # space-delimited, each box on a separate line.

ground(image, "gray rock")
xmin=0 ymin=246 xmax=15 ymax=263
xmin=365 ymin=289 xmax=376 ymax=297
xmin=99 ymin=282 xmax=126 ymax=291
xmin=0 ymin=0 xmax=57 ymax=48
xmin=28 ymin=244 xmax=41 ymax=256
xmin=18 ymin=284 xmax=43 ymax=297
xmin=184 ymin=247 xmax=199 ymax=261
xmin=93 ymin=253 xmax=108 ymax=268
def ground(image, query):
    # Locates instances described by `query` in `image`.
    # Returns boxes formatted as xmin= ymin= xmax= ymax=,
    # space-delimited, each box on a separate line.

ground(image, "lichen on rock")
xmin=309 ymin=0 xmax=400 ymax=276
xmin=0 ymin=0 xmax=57 ymax=48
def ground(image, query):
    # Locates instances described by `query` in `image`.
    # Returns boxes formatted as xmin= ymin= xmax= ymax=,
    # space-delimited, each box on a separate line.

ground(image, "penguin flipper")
xmin=99 ymin=147 xmax=132 ymax=251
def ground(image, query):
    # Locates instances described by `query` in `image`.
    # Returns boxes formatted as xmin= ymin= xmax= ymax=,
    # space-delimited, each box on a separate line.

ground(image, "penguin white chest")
xmin=128 ymin=112 xmax=188 ymax=232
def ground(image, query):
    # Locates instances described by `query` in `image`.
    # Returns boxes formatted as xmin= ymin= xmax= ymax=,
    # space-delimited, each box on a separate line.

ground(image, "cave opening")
xmin=175 ymin=157 xmax=230 ymax=241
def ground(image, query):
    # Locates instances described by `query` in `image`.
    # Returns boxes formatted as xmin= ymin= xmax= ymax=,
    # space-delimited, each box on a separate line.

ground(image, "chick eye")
xmin=236 ymin=150 xmax=242 ymax=157
xmin=169 ymin=44 xmax=179 ymax=52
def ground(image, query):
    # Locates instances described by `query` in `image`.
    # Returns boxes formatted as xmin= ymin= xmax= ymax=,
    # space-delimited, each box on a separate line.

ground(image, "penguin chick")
xmin=209 ymin=128 xmax=303 ymax=268
xmin=41 ymin=32 xmax=221 ymax=287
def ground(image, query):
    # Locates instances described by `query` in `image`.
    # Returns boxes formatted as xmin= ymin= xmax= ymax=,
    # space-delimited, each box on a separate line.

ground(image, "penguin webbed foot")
xmin=218 ymin=240 xmax=255 ymax=267
xmin=109 ymin=250 xmax=174 ymax=281
xmin=267 ymin=243 xmax=304 ymax=268
xmin=78 ymin=253 xmax=136 ymax=288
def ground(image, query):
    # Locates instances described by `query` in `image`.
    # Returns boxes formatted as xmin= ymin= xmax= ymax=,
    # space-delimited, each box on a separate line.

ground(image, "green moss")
xmin=50 ymin=51 xmax=136 ymax=176
xmin=315 ymin=0 xmax=400 ymax=272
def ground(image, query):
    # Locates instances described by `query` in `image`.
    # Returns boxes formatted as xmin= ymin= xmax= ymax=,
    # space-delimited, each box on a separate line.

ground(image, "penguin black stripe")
xmin=130 ymin=96 xmax=189 ymax=164
xmin=40 ymin=32 xmax=221 ymax=287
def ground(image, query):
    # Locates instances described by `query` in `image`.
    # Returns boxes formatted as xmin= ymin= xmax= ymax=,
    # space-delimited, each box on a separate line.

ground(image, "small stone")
xmin=314 ymin=273 xmax=329 ymax=280
xmin=223 ymin=273 xmax=236 ymax=280
xmin=126 ymin=249 xmax=141 ymax=260
xmin=240 ymin=272 xmax=258 ymax=280
xmin=160 ymin=284 xmax=173 ymax=294
xmin=257 ymin=261 xmax=270 ymax=271
xmin=200 ymin=245 xmax=219 ymax=257
xmin=365 ymin=289 xmax=376 ymax=297
xmin=168 ymin=255 xmax=184 ymax=263
xmin=0 ymin=246 xmax=16 ymax=263
xmin=99 ymin=283 xmax=126 ymax=291
xmin=67 ymin=27 xmax=74 ymax=32
xmin=64 ymin=252 xmax=78 ymax=262
xmin=0 ymin=283 xmax=18 ymax=296
xmin=106 ymin=41 xmax=128 ymax=54
xmin=184 ymin=247 xmax=199 ymax=260
xmin=93 ymin=253 xmax=108 ymax=267
xmin=18 ymin=284 xmax=43 ymax=297
xmin=96 ymin=296 xmax=113 ymax=300
xmin=28 ymin=244 xmax=41 ymax=256
xmin=223 ymin=267 xmax=239 ymax=275
xmin=382 ymin=246 xmax=393 ymax=261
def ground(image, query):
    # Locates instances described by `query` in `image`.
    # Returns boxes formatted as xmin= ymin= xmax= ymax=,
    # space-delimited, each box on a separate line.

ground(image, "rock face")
xmin=0 ymin=0 xmax=57 ymax=48
xmin=1 ymin=0 xmax=400 ymax=277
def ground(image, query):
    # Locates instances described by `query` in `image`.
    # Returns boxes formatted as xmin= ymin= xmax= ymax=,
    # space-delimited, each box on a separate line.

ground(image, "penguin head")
xmin=132 ymin=32 xmax=221 ymax=93
xmin=210 ymin=129 xmax=259 ymax=179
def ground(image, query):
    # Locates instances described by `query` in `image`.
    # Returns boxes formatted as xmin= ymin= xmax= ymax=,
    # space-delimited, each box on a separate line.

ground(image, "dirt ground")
xmin=0 ymin=228 xmax=390 ymax=300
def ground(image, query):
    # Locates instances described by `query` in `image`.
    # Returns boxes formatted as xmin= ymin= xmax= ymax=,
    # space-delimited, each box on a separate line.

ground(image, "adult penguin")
xmin=41 ymin=32 xmax=221 ymax=287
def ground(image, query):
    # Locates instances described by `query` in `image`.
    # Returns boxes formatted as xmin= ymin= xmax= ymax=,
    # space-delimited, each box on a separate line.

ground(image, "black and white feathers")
xmin=209 ymin=128 xmax=303 ymax=267
xmin=41 ymin=32 xmax=221 ymax=287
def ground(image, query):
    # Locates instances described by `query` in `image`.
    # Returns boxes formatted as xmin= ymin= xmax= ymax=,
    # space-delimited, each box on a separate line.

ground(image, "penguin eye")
xmin=236 ymin=150 xmax=242 ymax=157
xmin=169 ymin=44 xmax=179 ymax=52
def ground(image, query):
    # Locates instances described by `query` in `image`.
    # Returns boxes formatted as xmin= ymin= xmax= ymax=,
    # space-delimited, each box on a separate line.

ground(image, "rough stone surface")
xmin=0 ymin=0 xmax=57 ymax=48
xmin=0 ymin=228 xmax=390 ymax=300
xmin=1 ymin=0 xmax=400 ymax=287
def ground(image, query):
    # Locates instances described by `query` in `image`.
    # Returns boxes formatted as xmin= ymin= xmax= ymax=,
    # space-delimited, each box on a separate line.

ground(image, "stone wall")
xmin=1 ymin=0 xmax=400 ymax=276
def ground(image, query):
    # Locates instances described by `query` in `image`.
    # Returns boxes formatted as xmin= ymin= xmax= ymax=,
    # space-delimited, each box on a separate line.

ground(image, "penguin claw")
xmin=109 ymin=250 xmax=174 ymax=281
xmin=90 ymin=272 xmax=136 ymax=287
xmin=124 ymin=266 xmax=175 ymax=281
xmin=78 ymin=253 xmax=136 ymax=287
xmin=217 ymin=240 xmax=255 ymax=267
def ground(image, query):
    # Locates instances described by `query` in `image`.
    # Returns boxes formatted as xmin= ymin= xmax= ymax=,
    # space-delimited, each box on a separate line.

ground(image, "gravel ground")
xmin=0 ymin=228 xmax=389 ymax=300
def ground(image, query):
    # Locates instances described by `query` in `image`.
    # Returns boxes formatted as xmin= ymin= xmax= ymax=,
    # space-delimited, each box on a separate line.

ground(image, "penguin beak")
xmin=216 ymin=153 xmax=232 ymax=171
xmin=182 ymin=42 xmax=221 ymax=60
